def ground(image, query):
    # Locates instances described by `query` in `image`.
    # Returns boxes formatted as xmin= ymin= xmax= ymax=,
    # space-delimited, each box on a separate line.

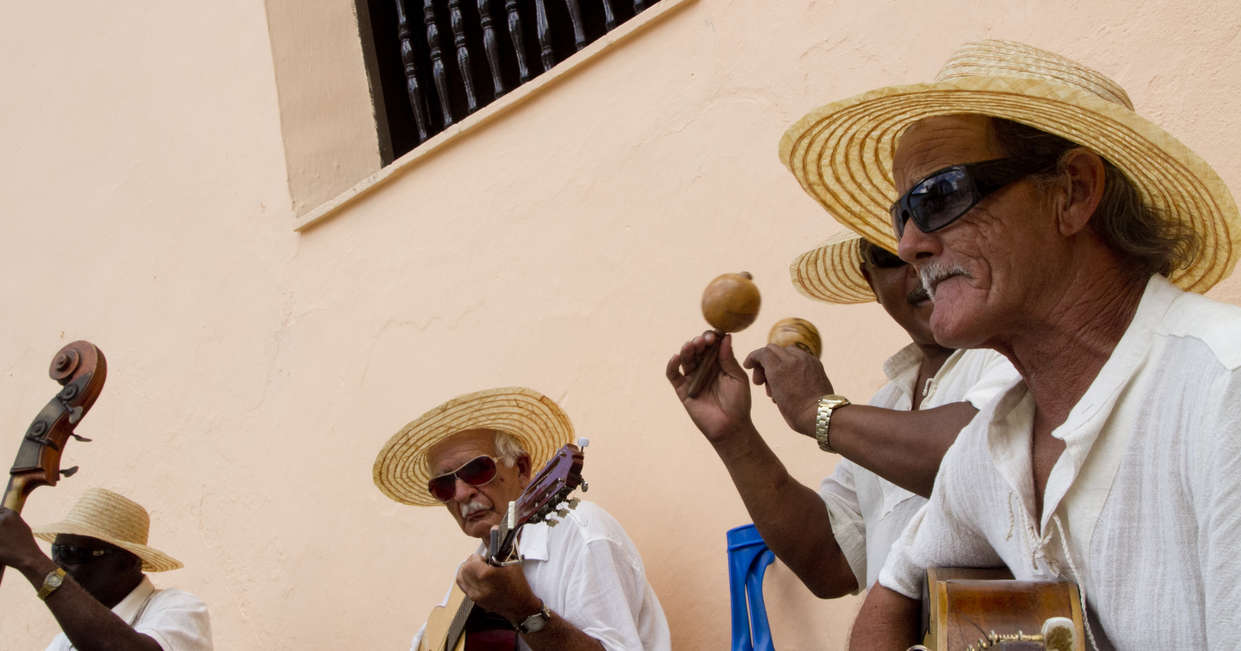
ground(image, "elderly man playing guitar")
xmin=374 ymin=387 xmax=670 ymax=651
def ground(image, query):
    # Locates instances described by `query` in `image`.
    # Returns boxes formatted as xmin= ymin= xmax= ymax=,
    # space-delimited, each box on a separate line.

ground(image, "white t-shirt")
xmin=45 ymin=576 xmax=213 ymax=650
xmin=412 ymin=500 xmax=671 ymax=651
xmin=879 ymin=275 xmax=1241 ymax=649
xmin=819 ymin=345 xmax=1018 ymax=590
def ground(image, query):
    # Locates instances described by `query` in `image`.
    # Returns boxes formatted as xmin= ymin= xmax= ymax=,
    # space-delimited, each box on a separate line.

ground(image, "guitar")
xmin=1 ymin=341 xmax=108 ymax=584
xmin=918 ymin=568 xmax=1086 ymax=651
xmin=418 ymin=439 xmax=588 ymax=651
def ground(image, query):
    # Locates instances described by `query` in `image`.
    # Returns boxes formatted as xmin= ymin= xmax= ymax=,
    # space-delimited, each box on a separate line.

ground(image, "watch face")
xmin=47 ymin=574 xmax=64 ymax=587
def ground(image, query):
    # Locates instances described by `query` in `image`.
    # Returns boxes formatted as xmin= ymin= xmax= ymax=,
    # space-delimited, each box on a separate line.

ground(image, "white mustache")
xmin=919 ymin=263 xmax=971 ymax=300
xmin=459 ymin=500 xmax=489 ymax=519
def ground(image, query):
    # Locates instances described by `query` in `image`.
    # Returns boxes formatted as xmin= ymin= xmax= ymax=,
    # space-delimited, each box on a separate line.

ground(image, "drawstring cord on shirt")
xmin=1005 ymin=491 xmax=1099 ymax=651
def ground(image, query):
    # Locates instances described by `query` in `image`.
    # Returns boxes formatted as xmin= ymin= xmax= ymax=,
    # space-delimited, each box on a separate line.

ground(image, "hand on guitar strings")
xmin=665 ymin=332 xmax=754 ymax=445
xmin=743 ymin=343 xmax=836 ymax=438
xmin=457 ymin=547 xmax=542 ymax=624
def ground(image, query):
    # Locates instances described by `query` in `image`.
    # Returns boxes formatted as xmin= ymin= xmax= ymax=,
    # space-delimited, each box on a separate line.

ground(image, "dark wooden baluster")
xmin=564 ymin=0 xmax=586 ymax=51
xmin=447 ymin=0 xmax=478 ymax=112
xmin=504 ymin=0 xmax=532 ymax=83
xmin=478 ymin=0 xmax=505 ymax=97
xmin=394 ymin=0 xmax=430 ymax=141
xmin=534 ymin=0 xmax=554 ymax=72
xmin=600 ymin=0 xmax=616 ymax=31
xmin=424 ymin=0 xmax=454 ymax=126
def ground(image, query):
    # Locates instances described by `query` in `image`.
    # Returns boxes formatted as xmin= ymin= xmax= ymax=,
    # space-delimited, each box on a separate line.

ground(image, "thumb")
xmin=717 ymin=334 xmax=747 ymax=380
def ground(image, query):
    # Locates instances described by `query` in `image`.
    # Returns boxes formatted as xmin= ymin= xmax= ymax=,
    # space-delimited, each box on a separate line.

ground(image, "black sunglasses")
xmin=863 ymin=245 xmax=905 ymax=269
xmin=890 ymin=156 xmax=1058 ymax=238
xmin=427 ymin=455 xmax=500 ymax=502
xmin=52 ymin=543 xmax=117 ymax=564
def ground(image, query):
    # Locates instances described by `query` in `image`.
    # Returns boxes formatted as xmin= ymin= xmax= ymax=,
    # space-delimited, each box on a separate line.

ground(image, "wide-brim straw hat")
xmin=373 ymin=387 xmax=574 ymax=507
xmin=779 ymin=39 xmax=1241 ymax=293
xmin=33 ymin=487 xmax=183 ymax=572
xmin=790 ymin=230 xmax=875 ymax=304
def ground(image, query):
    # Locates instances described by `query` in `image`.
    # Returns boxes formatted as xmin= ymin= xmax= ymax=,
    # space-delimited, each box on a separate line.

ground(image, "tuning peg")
xmin=60 ymin=466 xmax=79 ymax=478
xmin=70 ymin=433 xmax=92 ymax=442
xmin=66 ymin=406 xmax=85 ymax=425
xmin=577 ymin=437 xmax=590 ymax=449
xmin=555 ymin=508 xmax=569 ymax=518
xmin=567 ymin=498 xmax=580 ymax=509
xmin=580 ymin=481 xmax=589 ymax=492
xmin=545 ymin=519 xmax=559 ymax=527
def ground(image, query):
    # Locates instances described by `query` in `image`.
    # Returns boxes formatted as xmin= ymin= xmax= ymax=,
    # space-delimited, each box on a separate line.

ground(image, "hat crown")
xmin=63 ymin=487 xmax=151 ymax=545
xmin=936 ymin=39 xmax=1133 ymax=110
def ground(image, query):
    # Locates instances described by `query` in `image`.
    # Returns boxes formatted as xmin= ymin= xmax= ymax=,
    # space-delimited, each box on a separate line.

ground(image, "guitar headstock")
xmin=486 ymin=440 xmax=587 ymax=563
xmin=4 ymin=341 xmax=107 ymax=511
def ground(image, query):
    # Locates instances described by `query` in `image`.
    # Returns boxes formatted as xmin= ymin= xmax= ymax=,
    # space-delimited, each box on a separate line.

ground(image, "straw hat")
xmin=373 ymin=387 xmax=574 ymax=506
xmin=779 ymin=39 xmax=1241 ymax=293
xmin=790 ymin=230 xmax=878 ymax=305
xmin=33 ymin=488 xmax=183 ymax=572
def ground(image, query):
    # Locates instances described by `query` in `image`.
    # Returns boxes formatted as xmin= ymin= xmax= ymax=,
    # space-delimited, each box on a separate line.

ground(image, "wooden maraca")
xmin=767 ymin=317 xmax=823 ymax=358
xmin=687 ymin=271 xmax=761 ymax=397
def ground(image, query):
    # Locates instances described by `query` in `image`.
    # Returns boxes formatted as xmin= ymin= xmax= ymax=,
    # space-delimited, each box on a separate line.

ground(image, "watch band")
xmin=37 ymin=567 xmax=67 ymax=600
xmin=815 ymin=394 xmax=851 ymax=453
xmin=516 ymin=603 xmax=551 ymax=635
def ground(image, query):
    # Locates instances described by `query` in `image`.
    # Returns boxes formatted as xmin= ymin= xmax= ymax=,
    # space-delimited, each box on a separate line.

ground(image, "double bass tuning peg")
xmin=60 ymin=466 xmax=79 ymax=478
xmin=70 ymin=432 xmax=92 ymax=442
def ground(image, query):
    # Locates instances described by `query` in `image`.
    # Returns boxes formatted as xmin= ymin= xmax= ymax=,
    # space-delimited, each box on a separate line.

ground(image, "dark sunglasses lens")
xmin=867 ymin=247 xmax=905 ymax=268
xmin=909 ymin=168 xmax=974 ymax=232
xmin=457 ymin=456 xmax=497 ymax=485
xmin=427 ymin=456 xmax=498 ymax=502
xmin=52 ymin=544 xmax=101 ymax=564
xmin=427 ymin=475 xmax=456 ymax=502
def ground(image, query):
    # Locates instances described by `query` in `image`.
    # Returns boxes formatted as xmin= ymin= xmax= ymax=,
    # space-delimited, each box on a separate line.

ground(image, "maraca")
xmin=767 ymin=317 xmax=822 ymax=358
xmin=687 ymin=272 xmax=761 ymax=397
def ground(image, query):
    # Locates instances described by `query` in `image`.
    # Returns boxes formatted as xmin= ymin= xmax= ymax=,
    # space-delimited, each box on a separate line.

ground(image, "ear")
xmin=860 ymin=263 xmax=880 ymax=302
xmin=516 ymin=454 xmax=532 ymax=482
xmin=1055 ymin=148 xmax=1106 ymax=237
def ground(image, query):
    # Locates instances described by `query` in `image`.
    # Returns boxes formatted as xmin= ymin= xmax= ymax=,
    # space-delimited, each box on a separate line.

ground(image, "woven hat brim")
xmin=373 ymin=387 xmax=574 ymax=507
xmin=779 ymin=76 xmax=1241 ymax=293
xmin=790 ymin=234 xmax=875 ymax=304
xmin=33 ymin=524 xmax=183 ymax=572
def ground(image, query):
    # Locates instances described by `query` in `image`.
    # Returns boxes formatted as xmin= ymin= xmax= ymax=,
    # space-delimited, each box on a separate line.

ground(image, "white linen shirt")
xmin=879 ymin=275 xmax=1241 ymax=649
xmin=412 ymin=500 xmax=671 ymax=651
xmin=45 ymin=576 xmax=213 ymax=651
xmin=819 ymin=345 xmax=1018 ymax=591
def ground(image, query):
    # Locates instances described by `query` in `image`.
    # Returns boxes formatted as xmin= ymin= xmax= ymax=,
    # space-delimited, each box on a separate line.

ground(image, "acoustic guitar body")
xmin=922 ymin=568 xmax=1086 ymax=650
xmin=419 ymin=584 xmax=519 ymax=651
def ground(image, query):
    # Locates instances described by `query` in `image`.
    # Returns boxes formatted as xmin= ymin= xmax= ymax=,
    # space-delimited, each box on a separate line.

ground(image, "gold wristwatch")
xmin=37 ymin=567 xmax=67 ymax=600
xmin=516 ymin=603 xmax=551 ymax=635
xmin=815 ymin=394 xmax=851 ymax=453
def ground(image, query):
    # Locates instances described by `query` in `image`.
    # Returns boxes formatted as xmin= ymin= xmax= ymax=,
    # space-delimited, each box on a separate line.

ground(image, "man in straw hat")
xmin=373 ymin=387 xmax=669 ymax=651
xmin=0 ymin=487 xmax=212 ymax=650
xmin=667 ymin=232 xmax=1015 ymax=600
xmin=779 ymin=39 xmax=1241 ymax=648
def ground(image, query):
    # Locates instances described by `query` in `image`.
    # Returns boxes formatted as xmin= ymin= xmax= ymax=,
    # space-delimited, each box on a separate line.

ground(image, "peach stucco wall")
xmin=3 ymin=1 xmax=1241 ymax=649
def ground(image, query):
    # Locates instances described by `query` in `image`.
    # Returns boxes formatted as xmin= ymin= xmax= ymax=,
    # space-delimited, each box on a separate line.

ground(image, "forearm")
xmin=14 ymin=555 xmax=160 ymax=651
xmin=520 ymin=610 xmax=605 ymax=651
xmin=827 ymin=403 xmax=975 ymax=497
xmin=713 ymin=423 xmax=856 ymax=597
xmin=849 ymin=584 xmax=920 ymax=650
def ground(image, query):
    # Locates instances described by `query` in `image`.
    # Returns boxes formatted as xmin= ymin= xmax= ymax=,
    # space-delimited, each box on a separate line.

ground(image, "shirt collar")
xmin=987 ymin=275 xmax=1178 ymax=529
xmin=112 ymin=575 xmax=155 ymax=626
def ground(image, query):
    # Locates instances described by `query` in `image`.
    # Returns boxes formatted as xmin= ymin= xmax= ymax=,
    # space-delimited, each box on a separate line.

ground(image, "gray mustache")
xmin=919 ymin=263 xmax=971 ymax=300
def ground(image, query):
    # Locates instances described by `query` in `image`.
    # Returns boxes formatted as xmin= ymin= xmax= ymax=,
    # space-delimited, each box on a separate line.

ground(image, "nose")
xmin=896 ymin=218 xmax=941 ymax=265
xmin=451 ymin=477 xmax=478 ymax=502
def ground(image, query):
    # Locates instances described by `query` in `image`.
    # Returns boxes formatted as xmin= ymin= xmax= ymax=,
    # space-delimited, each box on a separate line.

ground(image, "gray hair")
xmin=493 ymin=430 xmax=529 ymax=468
xmin=989 ymin=118 xmax=1200 ymax=280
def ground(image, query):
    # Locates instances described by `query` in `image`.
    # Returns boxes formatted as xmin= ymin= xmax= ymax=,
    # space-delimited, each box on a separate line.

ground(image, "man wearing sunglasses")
xmin=668 ymin=232 xmax=1016 ymax=601
xmin=0 ymin=487 xmax=212 ymax=650
xmin=373 ymin=387 xmax=670 ymax=651
xmin=780 ymin=40 xmax=1241 ymax=649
